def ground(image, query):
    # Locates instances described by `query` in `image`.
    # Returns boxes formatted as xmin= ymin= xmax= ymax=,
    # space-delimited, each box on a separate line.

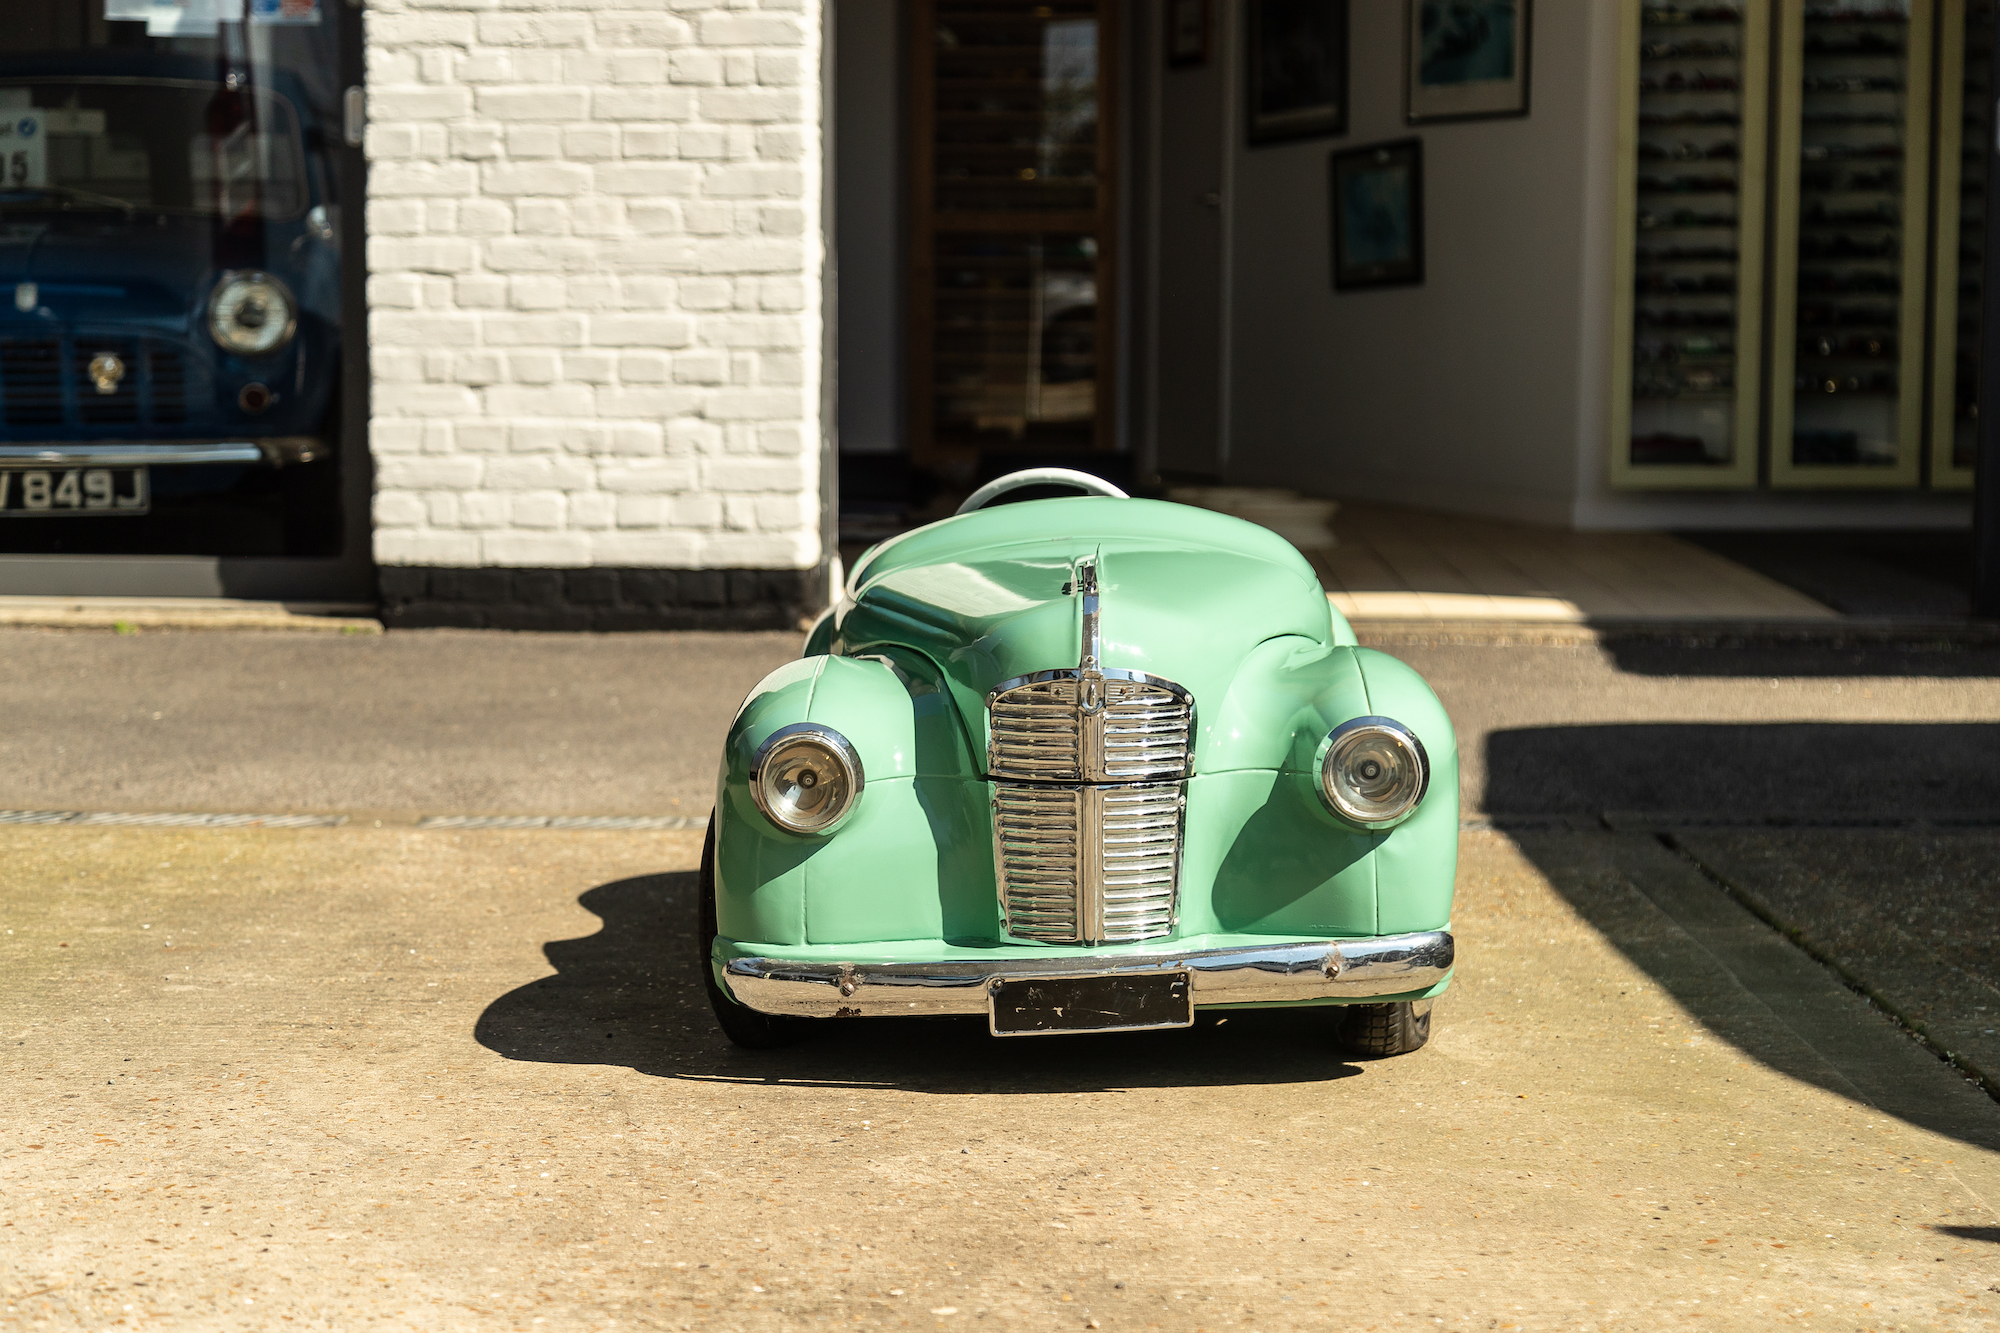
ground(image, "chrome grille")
xmin=148 ymin=349 xmax=188 ymax=424
xmin=986 ymin=557 xmax=1194 ymax=946
xmin=993 ymin=784 xmax=1083 ymax=943
xmin=1096 ymin=783 xmax=1183 ymax=941
xmin=989 ymin=677 xmax=1085 ymax=781
xmin=993 ymin=780 xmax=1185 ymax=944
xmin=0 ymin=339 xmax=63 ymax=427
xmin=0 ymin=335 xmax=195 ymax=432
xmin=1100 ymin=681 xmax=1193 ymax=780
xmin=988 ymin=672 xmax=1192 ymax=783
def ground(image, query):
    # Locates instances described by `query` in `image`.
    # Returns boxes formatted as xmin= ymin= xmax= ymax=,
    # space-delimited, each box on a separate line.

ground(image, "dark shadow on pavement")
xmin=475 ymin=872 xmax=1367 ymax=1093
xmin=1680 ymin=529 xmax=1973 ymax=618
xmin=1488 ymin=722 xmax=2000 ymax=1158
xmin=1485 ymin=722 xmax=2000 ymax=823
xmin=1597 ymin=640 xmax=2000 ymax=680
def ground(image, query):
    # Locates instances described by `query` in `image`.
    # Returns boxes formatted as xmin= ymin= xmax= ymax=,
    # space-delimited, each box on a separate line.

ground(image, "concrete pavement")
xmin=3 ymin=822 xmax=1998 ymax=1331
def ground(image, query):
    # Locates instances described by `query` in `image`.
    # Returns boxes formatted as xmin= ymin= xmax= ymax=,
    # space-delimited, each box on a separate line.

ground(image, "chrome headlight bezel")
xmin=750 ymin=724 xmax=865 ymax=836
xmin=207 ymin=270 xmax=298 ymax=357
xmin=1316 ymin=716 xmax=1430 ymax=829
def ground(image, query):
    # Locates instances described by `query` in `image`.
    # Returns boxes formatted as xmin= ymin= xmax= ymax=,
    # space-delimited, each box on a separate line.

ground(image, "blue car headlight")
xmin=208 ymin=270 xmax=297 ymax=357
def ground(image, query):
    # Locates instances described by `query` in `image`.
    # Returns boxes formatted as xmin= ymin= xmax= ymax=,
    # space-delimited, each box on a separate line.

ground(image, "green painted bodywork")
xmin=715 ymin=496 xmax=1457 ymax=1007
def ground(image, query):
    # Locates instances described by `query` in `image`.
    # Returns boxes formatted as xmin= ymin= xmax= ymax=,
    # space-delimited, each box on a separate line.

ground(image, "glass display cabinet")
xmin=908 ymin=0 xmax=1118 ymax=468
xmin=1768 ymin=0 xmax=1933 ymax=487
xmin=1930 ymin=0 xmax=1988 ymax=489
xmin=1610 ymin=1 xmax=1771 ymax=489
xmin=1613 ymin=1 xmax=1986 ymax=491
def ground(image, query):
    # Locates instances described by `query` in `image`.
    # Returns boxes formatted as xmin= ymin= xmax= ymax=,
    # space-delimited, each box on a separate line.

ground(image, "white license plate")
xmin=0 ymin=467 xmax=149 ymax=516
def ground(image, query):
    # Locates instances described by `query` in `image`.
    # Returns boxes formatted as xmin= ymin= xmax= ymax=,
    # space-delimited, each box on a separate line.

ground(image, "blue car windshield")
xmin=0 ymin=77 xmax=308 ymax=220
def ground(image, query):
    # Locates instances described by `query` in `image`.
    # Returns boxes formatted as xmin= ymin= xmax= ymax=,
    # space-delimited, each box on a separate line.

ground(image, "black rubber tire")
xmin=1336 ymin=1001 xmax=1433 ymax=1057
xmin=697 ymin=815 xmax=806 ymax=1049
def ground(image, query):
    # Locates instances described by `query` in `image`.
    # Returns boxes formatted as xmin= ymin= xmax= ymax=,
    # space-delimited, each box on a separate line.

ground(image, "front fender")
xmin=1184 ymin=642 xmax=1457 ymax=937
xmin=1348 ymin=649 xmax=1459 ymax=934
xmin=714 ymin=653 xmax=995 ymax=948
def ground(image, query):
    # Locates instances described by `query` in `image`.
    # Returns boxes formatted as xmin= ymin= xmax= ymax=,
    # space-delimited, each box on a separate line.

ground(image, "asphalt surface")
xmin=1 ymin=628 xmax=1997 ymax=822
xmin=0 ymin=629 xmax=799 ymax=818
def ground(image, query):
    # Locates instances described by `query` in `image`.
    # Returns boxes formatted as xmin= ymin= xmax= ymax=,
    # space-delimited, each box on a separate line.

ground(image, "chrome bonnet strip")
xmin=720 ymin=931 xmax=1456 ymax=1019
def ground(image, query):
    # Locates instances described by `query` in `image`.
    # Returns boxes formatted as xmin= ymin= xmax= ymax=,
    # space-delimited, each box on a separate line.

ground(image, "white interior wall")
xmin=1222 ymin=0 xmax=1597 ymax=526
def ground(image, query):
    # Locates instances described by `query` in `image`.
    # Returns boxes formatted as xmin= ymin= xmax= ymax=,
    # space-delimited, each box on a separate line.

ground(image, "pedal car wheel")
xmin=697 ymin=816 xmax=806 ymax=1049
xmin=1336 ymin=1000 xmax=1433 ymax=1057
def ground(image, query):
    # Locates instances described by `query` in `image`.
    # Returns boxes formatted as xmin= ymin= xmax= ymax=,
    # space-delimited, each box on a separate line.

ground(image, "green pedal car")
xmin=701 ymin=469 xmax=1457 ymax=1053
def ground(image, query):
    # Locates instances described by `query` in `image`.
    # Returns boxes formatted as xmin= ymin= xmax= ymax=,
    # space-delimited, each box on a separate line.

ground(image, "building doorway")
xmin=905 ymin=0 xmax=1121 ymax=477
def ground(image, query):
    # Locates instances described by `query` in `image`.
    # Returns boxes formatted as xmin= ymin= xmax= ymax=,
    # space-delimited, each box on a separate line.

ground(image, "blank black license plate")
xmin=990 ymin=971 xmax=1193 ymax=1037
xmin=0 ymin=467 xmax=149 ymax=516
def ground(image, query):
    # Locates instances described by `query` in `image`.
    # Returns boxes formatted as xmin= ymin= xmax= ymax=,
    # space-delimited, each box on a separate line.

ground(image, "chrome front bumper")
xmin=721 ymin=930 xmax=1454 ymax=1019
xmin=0 ymin=438 xmax=322 ymax=468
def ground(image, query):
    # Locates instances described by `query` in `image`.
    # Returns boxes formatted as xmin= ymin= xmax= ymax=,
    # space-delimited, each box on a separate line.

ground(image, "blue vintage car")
xmin=0 ymin=51 xmax=341 ymax=551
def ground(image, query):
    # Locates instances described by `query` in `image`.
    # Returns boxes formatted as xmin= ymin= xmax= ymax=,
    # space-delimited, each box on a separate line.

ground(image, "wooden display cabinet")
xmin=907 ymin=0 xmax=1120 ymax=469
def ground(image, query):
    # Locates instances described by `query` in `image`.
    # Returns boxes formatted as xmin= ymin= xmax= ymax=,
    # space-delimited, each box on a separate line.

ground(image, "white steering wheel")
xmin=955 ymin=467 xmax=1130 ymax=516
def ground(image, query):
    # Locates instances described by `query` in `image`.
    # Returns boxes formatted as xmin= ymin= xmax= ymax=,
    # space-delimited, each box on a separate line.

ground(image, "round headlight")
xmin=751 ymin=724 xmax=864 ymax=835
xmin=208 ymin=271 xmax=297 ymax=356
xmin=1318 ymin=717 xmax=1429 ymax=827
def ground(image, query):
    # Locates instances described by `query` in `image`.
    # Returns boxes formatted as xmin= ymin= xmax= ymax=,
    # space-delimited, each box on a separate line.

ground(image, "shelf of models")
xmin=1930 ymin=0 xmax=1989 ymax=488
xmin=1769 ymin=0 xmax=1933 ymax=487
xmin=1615 ymin=1 xmax=1768 ymax=485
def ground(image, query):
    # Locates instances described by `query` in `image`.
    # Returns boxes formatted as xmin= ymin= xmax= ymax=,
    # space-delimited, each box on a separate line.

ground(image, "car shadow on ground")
xmin=1933 ymin=1225 xmax=2000 ymax=1245
xmin=474 ymin=872 xmax=1369 ymax=1093
xmin=1488 ymin=722 xmax=2000 ymax=1157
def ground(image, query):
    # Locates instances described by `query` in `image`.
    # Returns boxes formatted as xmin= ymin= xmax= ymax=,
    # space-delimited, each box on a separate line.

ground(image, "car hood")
xmin=0 ymin=212 xmax=218 ymax=323
xmin=830 ymin=497 xmax=1350 ymax=770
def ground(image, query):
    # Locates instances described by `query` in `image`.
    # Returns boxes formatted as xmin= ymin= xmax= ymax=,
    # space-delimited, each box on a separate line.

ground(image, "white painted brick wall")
xmin=363 ymin=0 xmax=824 ymax=570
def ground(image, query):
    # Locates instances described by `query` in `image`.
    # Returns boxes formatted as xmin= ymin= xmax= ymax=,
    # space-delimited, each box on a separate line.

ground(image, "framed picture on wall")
xmin=1405 ymin=0 xmax=1530 ymax=123
xmin=1246 ymin=0 xmax=1348 ymax=145
xmin=1167 ymin=0 xmax=1210 ymax=68
xmin=1329 ymin=139 xmax=1424 ymax=290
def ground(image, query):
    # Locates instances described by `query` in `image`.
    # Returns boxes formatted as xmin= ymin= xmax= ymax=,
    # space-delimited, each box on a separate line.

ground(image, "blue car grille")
xmin=0 ymin=335 xmax=196 ymax=434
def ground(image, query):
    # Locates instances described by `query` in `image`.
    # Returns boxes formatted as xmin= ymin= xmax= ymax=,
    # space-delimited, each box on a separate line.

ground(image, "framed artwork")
xmin=1329 ymin=139 xmax=1424 ymax=290
xmin=1167 ymin=0 xmax=1210 ymax=68
xmin=1245 ymin=0 xmax=1348 ymax=145
xmin=1405 ymin=0 xmax=1531 ymax=124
